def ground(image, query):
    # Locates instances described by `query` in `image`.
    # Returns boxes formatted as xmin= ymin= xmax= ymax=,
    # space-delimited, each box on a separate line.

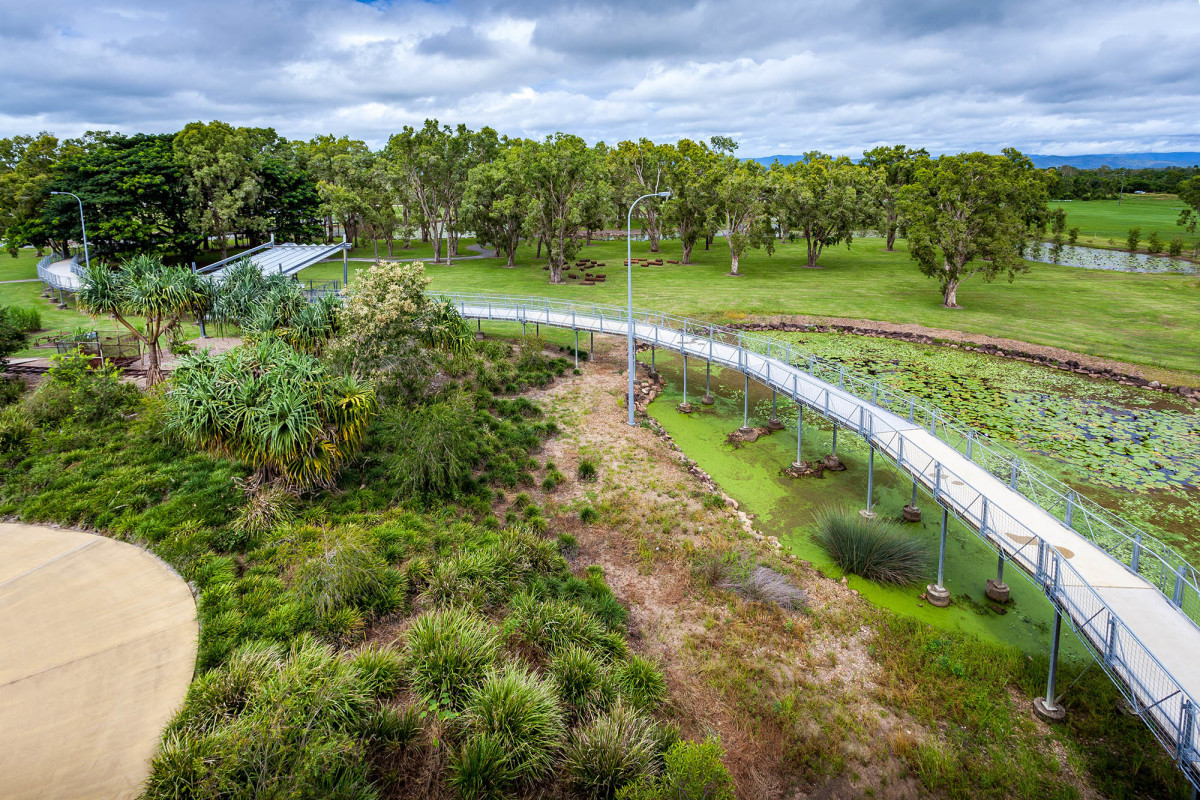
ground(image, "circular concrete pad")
xmin=0 ymin=523 xmax=197 ymax=799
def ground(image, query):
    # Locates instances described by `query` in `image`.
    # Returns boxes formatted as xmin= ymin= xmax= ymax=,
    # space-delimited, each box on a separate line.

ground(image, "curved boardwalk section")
xmin=0 ymin=523 xmax=196 ymax=799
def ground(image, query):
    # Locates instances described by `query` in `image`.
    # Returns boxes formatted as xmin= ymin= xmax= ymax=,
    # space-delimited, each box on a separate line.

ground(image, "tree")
xmin=519 ymin=134 xmax=608 ymax=284
xmin=174 ymin=121 xmax=260 ymax=259
xmin=167 ymin=336 xmax=376 ymax=491
xmin=662 ymin=139 xmax=719 ymax=264
xmin=773 ymin=153 xmax=879 ymax=267
xmin=76 ymin=254 xmax=210 ymax=385
xmin=463 ymin=142 xmax=528 ymax=267
xmin=1047 ymin=207 xmax=1067 ymax=263
xmin=42 ymin=132 xmax=193 ymax=260
xmin=713 ymin=156 xmax=773 ymax=276
xmin=296 ymin=134 xmax=371 ymax=242
xmin=1126 ymin=227 xmax=1141 ymax=253
xmin=1177 ymin=177 xmax=1200 ymax=235
xmin=384 ymin=120 xmax=495 ymax=265
xmin=0 ymin=133 xmax=68 ymax=256
xmin=898 ymin=150 xmax=1049 ymax=308
xmin=0 ymin=306 xmax=27 ymax=373
xmin=860 ymin=145 xmax=927 ymax=251
xmin=608 ymin=139 xmax=670 ymax=252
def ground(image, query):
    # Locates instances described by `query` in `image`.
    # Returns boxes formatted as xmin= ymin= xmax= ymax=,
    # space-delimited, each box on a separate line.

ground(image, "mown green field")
xmin=1054 ymin=194 xmax=1199 ymax=251
xmin=298 ymin=236 xmax=1200 ymax=375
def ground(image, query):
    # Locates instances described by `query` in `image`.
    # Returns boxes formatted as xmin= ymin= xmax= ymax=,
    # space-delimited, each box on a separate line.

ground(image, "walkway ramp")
xmin=198 ymin=241 xmax=350 ymax=280
xmin=436 ymin=292 xmax=1200 ymax=790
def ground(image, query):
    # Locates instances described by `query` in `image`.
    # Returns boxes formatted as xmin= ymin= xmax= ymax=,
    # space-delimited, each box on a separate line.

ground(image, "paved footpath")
xmin=0 ymin=523 xmax=196 ymax=799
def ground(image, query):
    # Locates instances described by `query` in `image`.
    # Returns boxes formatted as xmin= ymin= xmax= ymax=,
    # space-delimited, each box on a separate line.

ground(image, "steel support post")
xmin=792 ymin=405 xmax=804 ymax=469
xmin=1034 ymin=610 xmax=1067 ymax=720
xmin=702 ymin=360 xmax=714 ymax=405
xmin=739 ymin=373 xmax=751 ymax=433
xmin=927 ymin=507 xmax=951 ymax=607
xmin=574 ymin=329 xmax=579 ymax=369
xmin=863 ymin=446 xmax=876 ymax=517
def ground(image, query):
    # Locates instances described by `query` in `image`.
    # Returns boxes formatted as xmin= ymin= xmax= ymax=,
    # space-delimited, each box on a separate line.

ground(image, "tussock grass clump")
xmin=693 ymin=550 xmax=807 ymax=610
xmin=405 ymin=607 xmax=501 ymax=708
xmin=370 ymin=393 xmax=478 ymax=498
xmin=460 ymin=664 xmax=567 ymax=784
xmin=233 ymin=485 xmax=297 ymax=539
xmin=362 ymin=704 xmax=423 ymax=750
xmin=549 ymin=644 xmax=616 ymax=715
xmin=580 ymin=505 xmax=599 ymax=525
xmin=813 ymin=507 xmax=930 ymax=586
xmin=563 ymin=701 xmax=661 ymax=798
xmin=449 ymin=733 xmax=514 ymax=800
xmin=577 ymin=458 xmax=598 ymax=481
xmin=614 ymin=655 xmax=668 ymax=712
xmin=506 ymin=592 xmax=628 ymax=661
xmin=293 ymin=532 xmax=406 ymax=628
xmin=349 ymin=645 xmax=406 ymax=696
xmin=422 ymin=528 xmax=563 ymax=609
xmin=617 ymin=737 xmax=735 ymax=800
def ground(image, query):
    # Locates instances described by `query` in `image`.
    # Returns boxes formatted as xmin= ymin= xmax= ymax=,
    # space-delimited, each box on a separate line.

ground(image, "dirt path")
xmin=0 ymin=523 xmax=196 ymax=799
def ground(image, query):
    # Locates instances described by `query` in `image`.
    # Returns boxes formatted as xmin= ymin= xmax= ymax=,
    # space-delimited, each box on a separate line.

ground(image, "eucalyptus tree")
xmin=463 ymin=141 xmax=529 ymax=267
xmin=174 ymin=121 xmax=260 ymax=259
xmin=296 ymin=134 xmax=371 ymax=242
xmin=860 ymin=145 xmax=928 ymax=250
xmin=773 ymin=153 xmax=880 ymax=268
xmin=384 ymin=120 xmax=497 ymax=265
xmin=899 ymin=149 xmax=1049 ymax=308
xmin=661 ymin=139 xmax=719 ymax=264
xmin=608 ymin=139 xmax=671 ymax=252
xmin=713 ymin=156 xmax=773 ymax=276
xmin=76 ymin=254 xmax=210 ymax=385
xmin=1 ymin=132 xmax=68 ymax=256
xmin=519 ymin=134 xmax=609 ymax=284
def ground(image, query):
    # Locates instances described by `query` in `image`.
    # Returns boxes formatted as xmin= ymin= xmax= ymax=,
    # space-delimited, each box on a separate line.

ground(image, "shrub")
xmin=369 ymin=393 xmax=478 ymax=498
xmin=405 ymin=607 xmax=501 ymax=708
xmin=2 ymin=305 xmax=40 ymax=333
xmin=25 ymin=348 xmax=140 ymax=425
xmin=0 ymin=378 xmax=21 ymax=407
xmin=577 ymin=458 xmax=598 ymax=481
xmin=293 ymin=532 xmax=406 ymax=622
xmin=617 ymin=737 xmax=735 ymax=800
xmin=0 ymin=406 xmax=32 ymax=461
xmin=449 ymin=733 xmax=514 ymax=800
xmin=1147 ymin=230 xmax=1163 ymax=254
xmin=549 ymin=644 xmax=616 ymax=715
xmin=461 ymin=664 xmax=567 ymax=783
xmin=1169 ymin=236 xmax=1185 ymax=257
xmin=167 ymin=336 xmax=377 ymax=491
xmin=563 ymin=701 xmax=661 ymax=798
xmin=1126 ymin=226 xmax=1141 ymax=252
xmin=506 ymin=593 xmax=627 ymax=661
xmin=349 ymin=645 xmax=406 ymax=695
xmin=812 ymin=507 xmax=930 ymax=585
xmin=614 ymin=655 xmax=668 ymax=711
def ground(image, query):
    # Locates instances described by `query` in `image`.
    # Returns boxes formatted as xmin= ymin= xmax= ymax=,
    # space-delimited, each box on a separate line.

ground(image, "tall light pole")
xmin=50 ymin=191 xmax=90 ymax=271
xmin=627 ymin=190 xmax=671 ymax=426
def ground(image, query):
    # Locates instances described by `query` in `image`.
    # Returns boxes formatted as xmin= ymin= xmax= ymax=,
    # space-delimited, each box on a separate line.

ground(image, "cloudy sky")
xmin=2 ymin=0 xmax=1199 ymax=157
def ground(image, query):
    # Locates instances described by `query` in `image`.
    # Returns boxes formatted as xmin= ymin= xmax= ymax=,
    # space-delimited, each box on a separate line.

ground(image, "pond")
xmin=1027 ymin=241 xmax=1197 ymax=274
xmin=639 ymin=331 xmax=1200 ymax=655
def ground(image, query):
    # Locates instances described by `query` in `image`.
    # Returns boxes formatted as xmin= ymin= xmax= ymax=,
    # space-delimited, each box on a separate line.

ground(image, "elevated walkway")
xmin=435 ymin=292 xmax=1200 ymax=790
xmin=36 ymin=254 xmax=83 ymax=293
xmin=197 ymin=240 xmax=350 ymax=280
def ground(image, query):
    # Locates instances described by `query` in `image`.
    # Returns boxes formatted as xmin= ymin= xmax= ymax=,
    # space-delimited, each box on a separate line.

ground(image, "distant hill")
xmin=750 ymin=153 xmax=1200 ymax=169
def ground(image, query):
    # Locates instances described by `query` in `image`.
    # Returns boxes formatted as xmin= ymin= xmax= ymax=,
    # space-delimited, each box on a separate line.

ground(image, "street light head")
xmin=657 ymin=190 xmax=672 ymax=198
xmin=50 ymin=191 xmax=64 ymax=195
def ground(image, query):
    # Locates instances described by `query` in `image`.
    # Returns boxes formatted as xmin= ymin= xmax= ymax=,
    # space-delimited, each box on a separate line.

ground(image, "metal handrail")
xmin=433 ymin=291 xmax=1200 ymax=784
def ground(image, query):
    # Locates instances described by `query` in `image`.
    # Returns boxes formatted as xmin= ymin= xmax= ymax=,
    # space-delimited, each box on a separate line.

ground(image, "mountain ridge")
xmin=750 ymin=152 xmax=1200 ymax=169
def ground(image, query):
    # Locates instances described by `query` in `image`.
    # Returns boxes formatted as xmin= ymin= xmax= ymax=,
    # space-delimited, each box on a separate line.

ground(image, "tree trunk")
xmin=586 ymin=228 xmax=592 ymax=245
xmin=144 ymin=338 xmax=164 ymax=386
xmin=806 ymin=239 xmax=823 ymax=267
xmin=536 ymin=240 xmax=543 ymax=258
xmin=681 ymin=239 xmax=694 ymax=264
xmin=549 ymin=260 xmax=563 ymax=283
xmin=506 ymin=248 xmax=516 ymax=268
xmin=942 ymin=280 xmax=960 ymax=308
xmin=729 ymin=252 xmax=740 ymax=275
xmin=387 ymin=238 xmax=394 ymax=258
xmin=648 ymin=212 xmax=660 ymax=253
xmin=373 ymin=239 xmax=379 ymax=260
xmin=885 ymin=211 xmax=898 ymax=251
xmin=704 ymin=234 xmax=712 ymax=251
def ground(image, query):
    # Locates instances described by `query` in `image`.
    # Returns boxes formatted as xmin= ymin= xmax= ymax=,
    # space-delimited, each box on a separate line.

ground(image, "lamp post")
xmin=49 ymin=191 xmax=90 ymax=271
xmin=627 ymin=190 xmax=671 ymax=426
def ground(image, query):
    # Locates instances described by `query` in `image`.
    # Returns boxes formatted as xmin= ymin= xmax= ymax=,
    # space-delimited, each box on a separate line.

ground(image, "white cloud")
xmin=0 ymin=0 xmax=1197 ymax=156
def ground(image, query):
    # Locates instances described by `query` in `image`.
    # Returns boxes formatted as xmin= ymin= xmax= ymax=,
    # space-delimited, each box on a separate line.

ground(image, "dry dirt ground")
xmin=496 ymin=339 xmax=955 ymax=799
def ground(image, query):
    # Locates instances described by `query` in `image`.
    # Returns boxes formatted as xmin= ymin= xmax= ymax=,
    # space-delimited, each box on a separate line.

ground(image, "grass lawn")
xmin=1 ymin=249 xmax=44 ymax=282
xmin=340 ymin=236 xmax=1200 ymax=374
xmin=1055 ymin=194 xmax=1199 ymax=252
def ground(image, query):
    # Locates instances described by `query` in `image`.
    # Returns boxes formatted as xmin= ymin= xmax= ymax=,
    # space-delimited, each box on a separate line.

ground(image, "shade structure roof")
xmin=200 ymin=241 xmax=349 ymax=280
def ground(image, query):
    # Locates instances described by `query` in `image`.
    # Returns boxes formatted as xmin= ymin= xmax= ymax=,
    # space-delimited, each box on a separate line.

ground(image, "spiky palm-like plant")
xmin=167 ymin=335 xmax=376 ymax=490
xmin=76 ymin=254 xmax=210 ymax=385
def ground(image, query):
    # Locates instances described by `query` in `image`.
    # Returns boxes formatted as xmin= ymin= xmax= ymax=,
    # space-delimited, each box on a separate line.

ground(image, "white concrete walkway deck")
xmin=0 ymin=524 xmax=196 ymax=799
xmin=446 ymin=294 xmax=1200 ymax=787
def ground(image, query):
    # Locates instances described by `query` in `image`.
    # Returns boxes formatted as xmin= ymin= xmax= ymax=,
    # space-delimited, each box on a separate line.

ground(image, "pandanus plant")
xmin=167 ymin=335 xmax=376 ymax=490
xmin=76 ymin=254 xmax=211 ymax=386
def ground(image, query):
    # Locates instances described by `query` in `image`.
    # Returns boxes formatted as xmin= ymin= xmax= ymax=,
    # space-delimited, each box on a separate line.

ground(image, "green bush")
xmin=2 ymin=305 xmax=41 ymax=333
xmin=812 ymin=507 xmax=930 ymax=585
xmin=1126 ymin=226 xmax=1141 ymax=252
xmin=232 ymin=485 xmax=297 ymax=540
xmin=549 ymin=644 xmax=616 ymax=715
xmin=506 ymin=593 xmax=628 ymax=661
xmin=0 ymin=306 xmax=28 ymax=372
xmin=461 ymin=664 xmax=567 ymax=783
xmin=617 ymin=737 xmax=735 ymax=800
xmin=563 ymin=701 xmax=661 ymax=798
xmin=405 ymin=607 xmax=501 ymax=708
xmin=1169 ymin=236 xmax=1185 ymax=257
xmin=293 ymin=532 xmax=406 ymax=624
xmin=370 ymin=393 xmax=478 ymax=497
xmin=614 ymin=655 xmax=668 ymax=711
xmin=449 ymin=733 xmax=514 ymax=800
xmin=25 ymin=348 xmax=140 ymax=425
xmin=577 ymin=458 xmax=598 ymax=481
xmin=1146 ymin=230 xmax=1163 ymax=254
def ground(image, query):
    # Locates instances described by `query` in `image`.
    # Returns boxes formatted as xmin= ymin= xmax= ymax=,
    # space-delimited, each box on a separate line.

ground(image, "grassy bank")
xmin=301 ymin=236 xmax=1200 ymax=374
xmin=1054 ymin=194 xmax=1199 ymax=253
